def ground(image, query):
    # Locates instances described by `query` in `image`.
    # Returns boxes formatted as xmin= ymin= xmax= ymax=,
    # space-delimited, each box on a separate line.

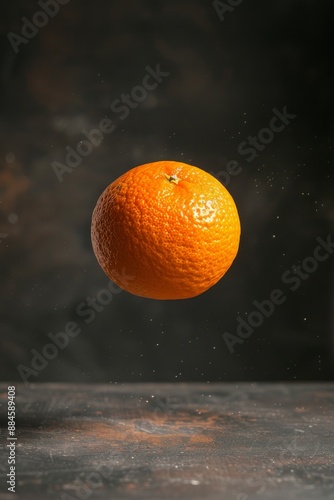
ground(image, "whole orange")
xmin=91 ymin=161 xmax=241 ymax=300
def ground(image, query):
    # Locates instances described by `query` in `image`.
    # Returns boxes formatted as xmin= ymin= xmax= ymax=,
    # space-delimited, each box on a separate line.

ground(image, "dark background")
xmin=0 ymin=0 xmax=333 ymax=383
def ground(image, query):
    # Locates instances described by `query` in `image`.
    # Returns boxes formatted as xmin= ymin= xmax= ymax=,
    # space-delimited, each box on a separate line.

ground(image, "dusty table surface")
xmin=0 ymin=383 xmax=333 ymax=500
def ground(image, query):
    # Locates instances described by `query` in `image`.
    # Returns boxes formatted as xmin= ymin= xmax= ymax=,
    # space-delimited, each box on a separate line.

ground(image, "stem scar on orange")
xmin=91 ymin=161 xmax=241 ymax=300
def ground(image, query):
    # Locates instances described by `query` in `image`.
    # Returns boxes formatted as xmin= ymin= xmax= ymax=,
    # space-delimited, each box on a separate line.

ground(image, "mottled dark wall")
xmin=0 ymin=0 xmax=333 ymax=383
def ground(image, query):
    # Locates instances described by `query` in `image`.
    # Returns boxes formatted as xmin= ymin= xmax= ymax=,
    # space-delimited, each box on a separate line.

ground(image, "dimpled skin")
xmin=91 ymin=161 xmax=241 ymax=300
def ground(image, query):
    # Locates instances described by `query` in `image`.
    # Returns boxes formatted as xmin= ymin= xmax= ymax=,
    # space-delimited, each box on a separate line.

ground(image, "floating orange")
xmin=91 ymin=161 xmax=240 ymax=299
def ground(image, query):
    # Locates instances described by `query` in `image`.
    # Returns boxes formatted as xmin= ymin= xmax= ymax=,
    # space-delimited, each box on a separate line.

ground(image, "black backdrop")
xmin=0 ymin=0 xmax=333 ymax=383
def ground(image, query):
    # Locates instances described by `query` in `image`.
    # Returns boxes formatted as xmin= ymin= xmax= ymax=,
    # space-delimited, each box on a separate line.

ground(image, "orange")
xmin=91 ymin=161 xmax=241 ymax=300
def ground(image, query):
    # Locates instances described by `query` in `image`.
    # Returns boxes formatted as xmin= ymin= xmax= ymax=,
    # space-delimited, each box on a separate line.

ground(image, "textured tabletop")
xmin=0 ymin=383 xmax=333 ymax=499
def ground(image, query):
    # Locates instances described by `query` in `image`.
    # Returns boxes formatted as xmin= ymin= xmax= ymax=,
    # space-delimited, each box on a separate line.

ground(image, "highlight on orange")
xmin=91 ymin=161 xmax=241 ymax=300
